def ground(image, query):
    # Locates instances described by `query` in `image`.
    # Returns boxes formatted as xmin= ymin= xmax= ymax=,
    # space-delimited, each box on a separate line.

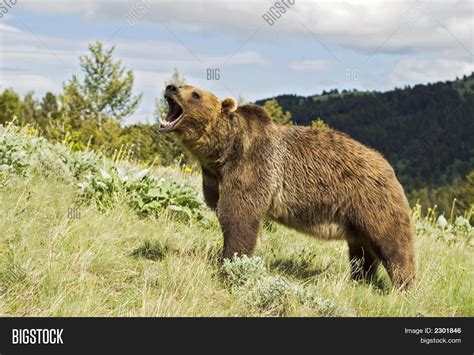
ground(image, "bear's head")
xmin=158 ymin=84 xmax=237 ymax=137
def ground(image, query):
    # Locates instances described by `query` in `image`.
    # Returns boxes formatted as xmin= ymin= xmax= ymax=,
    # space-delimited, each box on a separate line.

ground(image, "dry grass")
xmin=0 ymin=174 xmax=472 ymax=317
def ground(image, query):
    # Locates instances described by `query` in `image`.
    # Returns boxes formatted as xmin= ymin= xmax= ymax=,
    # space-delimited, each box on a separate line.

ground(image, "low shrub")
xmin=222 ymin=254 xmax=337 ymax=315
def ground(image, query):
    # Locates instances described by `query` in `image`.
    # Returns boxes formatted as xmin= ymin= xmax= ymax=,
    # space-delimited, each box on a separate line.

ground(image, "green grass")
xmin=1 ymin=174 xmax=472 ymax=316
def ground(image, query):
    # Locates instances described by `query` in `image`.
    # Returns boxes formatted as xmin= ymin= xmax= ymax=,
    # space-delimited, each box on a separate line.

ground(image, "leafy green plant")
xmin=77 ymin=163 xmax=203 ymax=219
xmin=128 ymin=177 xmax=203 ymax=220
xmin=412 ymin=203 xmax=473 ymax=245
xmin=1 ymin=123 xmax=204 ymax=221
xmin=67 ymin=150 xmax=102 ymax=179
xmin=434 ymin=215 xmax=474 ymax=244
xmin=77 ymin=164 xmax=125 ymax=209
xmin=0 ymin=125 xmax=32 ymax=185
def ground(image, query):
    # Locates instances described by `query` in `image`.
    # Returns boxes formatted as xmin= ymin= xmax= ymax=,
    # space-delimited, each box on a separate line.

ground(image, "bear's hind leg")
xmin=347 ymin=240 xmax=380 ymax=282
xmin=377 ymin=243 xmax=415 ymax=289
xmin=364 ymin=223 xmax=415 ymax=289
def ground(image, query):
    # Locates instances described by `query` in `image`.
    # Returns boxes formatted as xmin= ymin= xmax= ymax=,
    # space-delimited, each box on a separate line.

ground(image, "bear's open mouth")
xmin=159 ymin=96 xmax=184 ymax=132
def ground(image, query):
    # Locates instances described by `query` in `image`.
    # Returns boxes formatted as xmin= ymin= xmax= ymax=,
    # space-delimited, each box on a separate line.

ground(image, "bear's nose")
xmin=165 ymin=84 xmax=178 ymax=94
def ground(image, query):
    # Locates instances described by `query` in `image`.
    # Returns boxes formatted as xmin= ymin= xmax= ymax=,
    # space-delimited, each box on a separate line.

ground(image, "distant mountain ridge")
xmin=255 ymin=73 xmax=474 ymax=192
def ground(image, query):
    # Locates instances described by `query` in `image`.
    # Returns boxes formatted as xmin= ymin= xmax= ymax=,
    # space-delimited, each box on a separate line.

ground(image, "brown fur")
xmin=161 ymin=85 xmax=415 ymax=288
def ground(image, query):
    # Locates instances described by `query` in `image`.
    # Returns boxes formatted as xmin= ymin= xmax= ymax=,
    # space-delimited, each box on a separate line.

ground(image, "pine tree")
xmin=262 ymin=98 xmax=292 ymax=125
xmin=40 ymin=92 xmax=60 ymax=120
xmin=21 ymin=92 xmax=39 ymax=125
xmin=63 ymin=42 xmax=142 ymax=125
xmin=311 ymin=117 xmax=329 ymax=130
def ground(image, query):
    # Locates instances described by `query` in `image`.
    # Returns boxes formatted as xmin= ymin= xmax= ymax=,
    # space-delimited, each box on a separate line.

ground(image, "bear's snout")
xmin=165 ymin=84 xmax=179 ymax=94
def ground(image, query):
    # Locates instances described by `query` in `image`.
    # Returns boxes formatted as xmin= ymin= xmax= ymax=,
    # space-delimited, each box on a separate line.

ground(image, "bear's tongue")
xmin=165 ymin=97 xmax=183 ymax=123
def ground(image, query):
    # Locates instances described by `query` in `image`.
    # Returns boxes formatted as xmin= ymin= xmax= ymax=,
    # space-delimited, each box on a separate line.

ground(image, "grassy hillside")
xmin=0 ymin=124 xmax=473 ymax=316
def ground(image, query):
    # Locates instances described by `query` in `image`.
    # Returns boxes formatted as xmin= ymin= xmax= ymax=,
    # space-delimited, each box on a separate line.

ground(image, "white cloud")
xmin=134 ymin=70 xmax=170 ymax=89
xmin=16 ymin=0 xmax=474 ymax=57
xmin=4 ymin=0 xmax=474 ymax=123
xmin=388 ymin=58 xmax=474 ymax=87
xmin=289 ymin=59 xmax=331 ymax=71
xmin=0 ymin=74 xmax=61 ymax=94
xmin=1 ymin=16 xmax=265 ymax=70
xmin=0 ymin=23 xmax=22 ymax=33
xmin=0 ymin=22 xmax=265 ymax=88
xmin=17 ymin=0 xmax=93 ymax=15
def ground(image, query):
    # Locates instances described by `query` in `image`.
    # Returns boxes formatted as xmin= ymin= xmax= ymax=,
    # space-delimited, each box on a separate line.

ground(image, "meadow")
xmin=0 ymin=124 xmax=472 ymax=316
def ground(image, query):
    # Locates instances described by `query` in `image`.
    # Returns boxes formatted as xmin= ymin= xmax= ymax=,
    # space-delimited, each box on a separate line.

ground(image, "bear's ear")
xmin=221 ymin=97 xmax=238 ymax=113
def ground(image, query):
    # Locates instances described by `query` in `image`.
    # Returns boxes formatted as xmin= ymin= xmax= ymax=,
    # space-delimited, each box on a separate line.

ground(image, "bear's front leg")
xmin=216 ymin=185 xmax=269 ymax=260
xmin=218 ymin=213 xmax=261 ymax=260
xmin=202 ymin=167 xmax=219 ymax=210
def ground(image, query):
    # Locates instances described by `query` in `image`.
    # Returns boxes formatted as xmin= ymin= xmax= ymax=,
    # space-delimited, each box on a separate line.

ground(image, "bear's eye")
xmin=192 ymin=91 xmax=200 ymax=100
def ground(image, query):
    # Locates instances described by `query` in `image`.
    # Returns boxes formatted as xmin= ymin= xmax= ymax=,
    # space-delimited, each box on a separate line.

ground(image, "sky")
xmin=0 ymin=0 xmax=473 ymax=124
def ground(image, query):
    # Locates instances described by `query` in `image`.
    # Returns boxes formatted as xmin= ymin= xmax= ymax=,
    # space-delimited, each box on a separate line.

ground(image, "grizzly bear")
xmin=159 ymin=84 xmax=415 ymax=288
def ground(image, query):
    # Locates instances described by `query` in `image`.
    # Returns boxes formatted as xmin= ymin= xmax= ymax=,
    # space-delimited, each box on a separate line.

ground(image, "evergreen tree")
xmin=21 ymin=92 xmax=39 ymax=125
xmin=63 ymin=42 xmax=142 ymax=125
xmin=311 ymin=117 xmax=329 ymax=129
xmin=40 ymin=92 xmax=60 ymax=120
xmin=262 ymin=98 xmax=292 ymax=125
xmin=0 ymin=89 xmax=21 ymax=124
